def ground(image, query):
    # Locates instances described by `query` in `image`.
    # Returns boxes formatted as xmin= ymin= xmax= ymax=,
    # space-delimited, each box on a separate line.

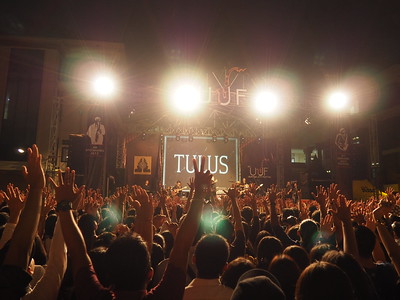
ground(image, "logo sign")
xmin=163 ymin=136 xmax=238 ymax=190
xmin=134 ymin=156 xmax=152 ymax=175
xmin=247 ymin=166 xmax=271 ymax=179
xmin=207 ymin=67 xmax=248 ymax=107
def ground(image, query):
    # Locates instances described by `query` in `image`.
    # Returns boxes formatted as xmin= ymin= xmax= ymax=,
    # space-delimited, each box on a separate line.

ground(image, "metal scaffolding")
xmin=45 ymin=96 xmax=62 ymax=176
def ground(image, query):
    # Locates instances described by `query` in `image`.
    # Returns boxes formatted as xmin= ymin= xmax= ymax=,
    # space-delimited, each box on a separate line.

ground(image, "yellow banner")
xmin=352 ymin=180 xmax=389 ymax=200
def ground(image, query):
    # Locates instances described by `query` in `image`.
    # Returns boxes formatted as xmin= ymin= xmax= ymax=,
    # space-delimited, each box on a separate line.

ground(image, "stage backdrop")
xmin=240 ymin=138 xmax=277 ymax=186
xmin=163 ymin=136 xmax=238 ymax=190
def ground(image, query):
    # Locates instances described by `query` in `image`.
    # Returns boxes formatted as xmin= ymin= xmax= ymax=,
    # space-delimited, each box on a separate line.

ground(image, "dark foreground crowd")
xmin=0 ymin=145 xmax=399 ymax=300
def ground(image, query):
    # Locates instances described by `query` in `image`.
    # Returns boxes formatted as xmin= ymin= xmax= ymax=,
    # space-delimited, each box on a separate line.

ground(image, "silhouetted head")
xmin=283 ymin=245 xmax=310 ymax=271
xmin=106 ymin=234 xmax=152 ymax=291
xmin=221 ymin=257 xmax=256 ymax=289
xmin=295 ymin=261 xmax=355 ymax=300
xmin=257 ymin=236 xmax=283 ymax=269
xmin=269 ymin=254 xmax=301 ymax=300
xmin=215 ymin=217 xmax=234 ymax=242
xmin=309 ymin=243 xmax=337 ymax=262
xmin=194 ymin=234 xmax=230 ymax=279
xmin=354 ymin=225 xmax=376 ymax=258
xmin=322 ymin=250 xmax=379 ymax=300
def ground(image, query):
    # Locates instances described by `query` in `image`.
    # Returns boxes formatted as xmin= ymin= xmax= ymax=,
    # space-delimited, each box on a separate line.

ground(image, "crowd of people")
xmin=0 ymin=144 xmax=399 ymax=299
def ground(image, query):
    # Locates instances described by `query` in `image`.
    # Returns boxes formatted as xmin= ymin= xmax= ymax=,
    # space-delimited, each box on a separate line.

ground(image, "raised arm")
xmin=184 ymin=177 xmax=195 ymax=213
xmin=24 ymin=219 xmax=67 ymax=300
xmin=0 ymin=184 xmax=25 ymax=249
xmin=37 ymin=191 xmax=56 ymax=239
xmin=268 ymin=184 xmax=296 ymax=247
xmin=224 ymin=187 xmax=246 ymax=260
xmin=224 ymin=187 xmax=244 ymax=234
xmin=158 ymin=189 xmax=171 ymax=223
xmin=268 ymin=185 xmax=279 ymax=228
xmin=49 ymin=168 xmax=87 ymax=278
xmin=312 ymin=185 xmax=328 ymax=219
xmin=248 ymin=186 xmax=260 ymax=245
xmin=373 ymin=205 xmax=400 ymax=276
xmin=332 ymin=194 xmax=359 ymax=261
xmin=168 ymin=156 xmax=211 ymax=272
xmin=0 ymin=145 xmax=45 ymax=299
xmin=4 ymin=145 xmax=45 ymax=269
xmin=131 ymin=185 xmax=154 ymax=251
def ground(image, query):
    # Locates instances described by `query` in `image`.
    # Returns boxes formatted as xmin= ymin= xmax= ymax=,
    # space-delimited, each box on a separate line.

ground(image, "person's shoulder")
xmin=375 ymin=262 xmax=396 ymax=271
xmin=370 ymin=262 xmax=398 ymax=281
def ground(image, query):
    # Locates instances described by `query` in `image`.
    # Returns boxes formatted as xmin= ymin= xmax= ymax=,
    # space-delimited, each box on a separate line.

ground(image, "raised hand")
xmin=267 ymin=184 xmax=278 ymax=204
xmin=365 ymin=211 xmax=376 ymax=233
xmin=132 ymin=185 xmax=154 ymax=220
xmin=84 ymin=197 xmax=100 ymax=216
xmin=131 ymin=185 xmax=154 ymax=250
xmin=168 ymin=220 xmax=179 ymax=233
xmin=3 ymin=145 xmax=45 ymax=271
xmin=328 ymin=183 xmax=340 ymax=204
xmin=220 ymin=195 xmax=229 ymax=211
xmin=261 ymin=198 xmax=270 ymax=214
xmin=385 ymin=186 xmax=397 ymax=207
xmin=223 ymin=187 xmax=240 ymax=201
xmin=351 ymin=203 xmax=366 ymax=225
xmin=298 ymin=200 xmax=308 ymax=220
xmin=22 ymin=144 xmax=46 ymax=190
xmin=153 ymin=214 xmax=167 ymax=229
xmin=42 ymin=192 xmax=56 ymax=216
xmin=2 ymin=184 xmax=25 ymax=223
xmin=49 ymin=168 xmax=84 ymax=205
xmin=192 ymin=156 xmax=212 ymax=199
xmin=332 ymin=195 xmax=352 ymax=223
xmin=248 ymin=183 xmax=259 ymax=196
xmin=188 ymin=177 xmax=195 ymax=192
xmin=72 ymin=186 xmax=85 ymax=211
xmin=320 ymin=214 xmax=335 ymax=239
xmin=312 ymin=185 xmax=327 ymax=208
xmin=373 ymin=204 xmax=391 ymax=222
xmin=158 ymin=189 xmax=167 ymax=207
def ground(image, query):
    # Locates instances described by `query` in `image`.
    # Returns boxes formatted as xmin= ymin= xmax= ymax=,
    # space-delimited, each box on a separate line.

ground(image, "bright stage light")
xmin=171 ymin=83 xmax=202 ymax=113
xmin=163 ymin=68 xmax=206 ymax=115
xmin=253 ymin=90 xmax=279 ymax=116
xmin=327 ymin=91 xmax=349 ymax=111
xmin=92 ymin=75 xmax=116 ymax=98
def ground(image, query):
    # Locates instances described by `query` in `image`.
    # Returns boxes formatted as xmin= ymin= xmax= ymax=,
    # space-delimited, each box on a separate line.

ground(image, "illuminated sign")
xmin=163 ymin=136 xmax=238 ymax=190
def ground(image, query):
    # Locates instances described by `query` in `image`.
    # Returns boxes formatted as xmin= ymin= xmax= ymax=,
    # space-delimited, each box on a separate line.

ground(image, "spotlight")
xmin=17 ymin=148 xmax=25 ymax=154
xmin=176 ymin=135 xmax=180 ymax=141
xmin=141 ymin=132 xmax=146 ymax=140
xmin=253 ymin=89 xmax=279 ymax=116
xmin=327 ymin=91 xmax=349 ymax=111
xmin=305 ymin=117 xmax=312 ymax=125
xmin=92 ymin=74 xmax=116 ymax=98
xmin=189 ymin=134 xmax=193 ymax=142
xmin=170 ymin=83 xmax=202 ymax=114
xmin=212 ymin=135 xmax=217 ymax=142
